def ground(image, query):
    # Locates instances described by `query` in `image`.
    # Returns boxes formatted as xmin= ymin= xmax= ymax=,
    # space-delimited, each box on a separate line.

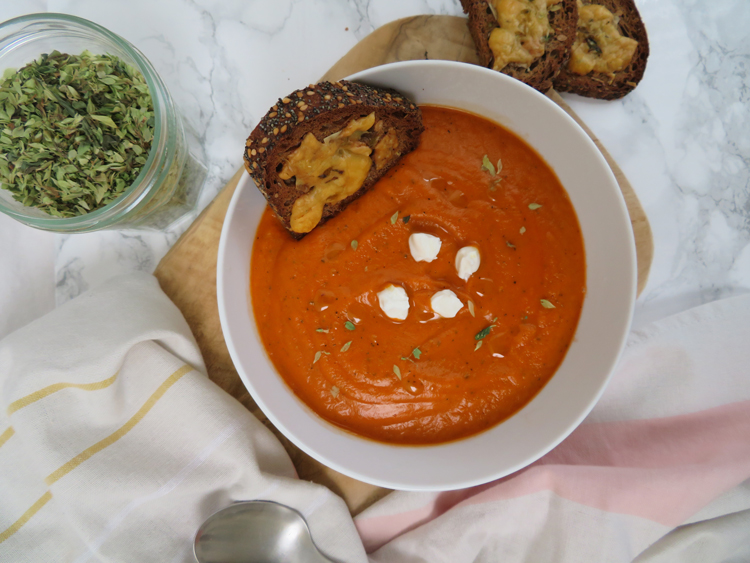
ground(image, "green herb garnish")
xmin=341 ymin=341 xmax=352 ymax=352
xmin=393 ymin=365 xmax=402 ymax=380
xmin=390 ymin=211 xmax=399 ymax=224
xmin=316 ymin=328 xmax=329 ymax=333
xmin=351 ymin=240 xmax=358 ymax=250
xmin=313 ymin=350 xmax=330 ymax=364
xmin=0 ymin=50 xmax=155 ymax=217
xmin=401 ymin=346 xmax=421 ymax=363
xmin=475 ymin=318 xmax=498 ymax=342
xmin=507 ymin=241 xmax=516 ymax=249
xmin=540 ymin=299 xmax=556 ymax=309
xmin=474 ymin=340 xmax=483 ymax=351
xmin=475 ymin=326 xmax=493 ymax=340
xmin=344 ymin=321 xmax=356 ymax=331
xmin=402 ymin=215 xmax=410 ymax=224
xmin=528 ymin=203 xmax=543 ymax=210
xmin=483 ymin=155 xmax=504 ymax=194
xmin=481 ymin=154 xmax=495 ymax=176
xmin=586 ymin=37 xmax=602 ymax=55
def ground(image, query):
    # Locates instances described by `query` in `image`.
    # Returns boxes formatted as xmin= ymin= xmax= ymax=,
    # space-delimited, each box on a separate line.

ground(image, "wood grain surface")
xmin=154 ymin=15 xmax=653 ymax=515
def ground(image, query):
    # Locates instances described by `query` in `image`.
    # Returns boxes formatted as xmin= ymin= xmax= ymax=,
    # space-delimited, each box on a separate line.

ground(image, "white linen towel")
xmin=0 ymin=273 xmax=367 ymax=563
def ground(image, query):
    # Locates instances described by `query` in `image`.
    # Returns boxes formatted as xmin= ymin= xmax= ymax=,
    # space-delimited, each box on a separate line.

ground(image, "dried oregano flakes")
xmin=0 ymin=50 xmax=155 ymax=218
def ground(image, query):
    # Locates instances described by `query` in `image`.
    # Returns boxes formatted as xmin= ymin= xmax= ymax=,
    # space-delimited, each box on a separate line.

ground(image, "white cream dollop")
xmin=430 ymin=289 xmax=463 ymax=319
xmin=377 ymin=284 xmax=410 ymax=320
xmin=455 ymin=246 xmax=480 ymax=281
xmin=409 ymin=233 xmax=442 ymax=262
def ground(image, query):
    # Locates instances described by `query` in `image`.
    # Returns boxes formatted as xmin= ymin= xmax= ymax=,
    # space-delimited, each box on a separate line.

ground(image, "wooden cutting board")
xmin=154 ymin=15 xmax=653 ymax=516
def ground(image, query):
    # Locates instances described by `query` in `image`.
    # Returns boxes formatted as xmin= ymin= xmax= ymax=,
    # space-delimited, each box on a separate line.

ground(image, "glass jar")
xmin=0 ymin=13 xmax=208 ymax=232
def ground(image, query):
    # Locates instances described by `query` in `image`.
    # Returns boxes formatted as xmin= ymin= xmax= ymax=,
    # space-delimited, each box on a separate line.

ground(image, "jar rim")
xmin=0 ymin=13 xmax=171 ymax=231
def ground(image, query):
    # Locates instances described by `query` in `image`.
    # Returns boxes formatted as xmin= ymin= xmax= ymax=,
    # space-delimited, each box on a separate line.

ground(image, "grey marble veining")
xmin=641 ymin=0 xmax=750 ymax=324
xmin=560 ymin=0 xmax=750 ymax=327
xmin=0 ymin=0 xmax=748 ymax=333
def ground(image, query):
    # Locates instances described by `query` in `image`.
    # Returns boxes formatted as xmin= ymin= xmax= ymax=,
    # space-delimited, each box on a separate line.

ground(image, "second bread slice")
xmin=461 ymin=0 xmax=579 ymax=93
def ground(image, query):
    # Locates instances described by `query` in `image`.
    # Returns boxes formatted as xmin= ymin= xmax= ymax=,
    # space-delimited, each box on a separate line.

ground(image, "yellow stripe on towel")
xmin=0 ymin=491 xmax=52 ymax=544
xmin=7 ymin=372 xmax=120 ymax=415
xmin=0 ymin=426 xmax=14 ymax=450
xmin=45 ymin=364 xmax=192 ymax=486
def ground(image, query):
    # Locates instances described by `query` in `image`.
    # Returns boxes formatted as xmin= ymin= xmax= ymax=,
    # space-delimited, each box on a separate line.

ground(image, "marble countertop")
xmin=0 ymin=0 xmax=748 ymax=340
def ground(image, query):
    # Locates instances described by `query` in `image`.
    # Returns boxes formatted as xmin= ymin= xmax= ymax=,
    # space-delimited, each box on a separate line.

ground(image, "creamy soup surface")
xmin=250 ymin=105 xmax=586 ymax=445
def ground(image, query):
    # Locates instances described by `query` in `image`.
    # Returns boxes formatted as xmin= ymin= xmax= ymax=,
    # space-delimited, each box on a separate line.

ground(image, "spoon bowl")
xmin=194 ymin=501 xmax=335 ymax=563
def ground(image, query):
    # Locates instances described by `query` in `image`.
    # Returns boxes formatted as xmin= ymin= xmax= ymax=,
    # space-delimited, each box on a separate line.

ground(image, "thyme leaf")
xmin=475 ymin=325 xmax=493 ymax=340
xmin=481 ymin=154 xmax=496 ymax=176
xmin=586 ymin=37 xmax=602 ymax=55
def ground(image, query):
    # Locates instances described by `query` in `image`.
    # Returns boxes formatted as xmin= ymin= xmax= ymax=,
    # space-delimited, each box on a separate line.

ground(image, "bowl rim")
xmin=218 ymin=59 xmax=637 ymax=490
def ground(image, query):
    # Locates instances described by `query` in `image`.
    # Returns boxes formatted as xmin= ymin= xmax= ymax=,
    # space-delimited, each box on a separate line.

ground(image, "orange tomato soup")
xmin=251 ymin=106 xmax=585 ymax=445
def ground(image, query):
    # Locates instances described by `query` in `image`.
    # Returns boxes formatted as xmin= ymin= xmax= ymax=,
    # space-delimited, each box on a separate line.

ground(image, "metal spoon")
xmin=194 ymin=500 xmax=336 ymax=563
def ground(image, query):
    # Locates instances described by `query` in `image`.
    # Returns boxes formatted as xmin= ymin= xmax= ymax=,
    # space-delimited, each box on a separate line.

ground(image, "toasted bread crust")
xmin=244 ymin=81 xmax=423 ymax=239
xmin=460 ymin=0 xmax=578 ymax=93
xmin=553 ymin=0 xmax=649 ymax=100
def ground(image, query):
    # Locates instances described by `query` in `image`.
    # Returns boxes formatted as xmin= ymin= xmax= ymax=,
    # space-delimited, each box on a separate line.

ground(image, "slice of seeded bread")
xmin=460 ymin=0 xmax=578 ymax=93
xmin=244 ymin=81 xmax=423 ymax=239
xmin=553 ymin=0 xmax=649 ymax=100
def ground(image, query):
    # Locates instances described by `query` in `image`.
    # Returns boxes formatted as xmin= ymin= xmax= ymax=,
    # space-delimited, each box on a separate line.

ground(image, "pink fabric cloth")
xmin=355 ymin=294 xmax=750 ymax=562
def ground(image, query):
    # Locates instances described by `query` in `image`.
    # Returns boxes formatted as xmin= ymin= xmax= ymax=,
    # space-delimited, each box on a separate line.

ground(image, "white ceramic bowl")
xmin=218 ymin=60 xmax=636 ymax=491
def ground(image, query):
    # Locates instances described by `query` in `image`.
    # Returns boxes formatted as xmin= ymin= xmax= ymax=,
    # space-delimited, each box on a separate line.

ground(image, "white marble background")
xmin=0 ymin=0 xmax=748 ymax=339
